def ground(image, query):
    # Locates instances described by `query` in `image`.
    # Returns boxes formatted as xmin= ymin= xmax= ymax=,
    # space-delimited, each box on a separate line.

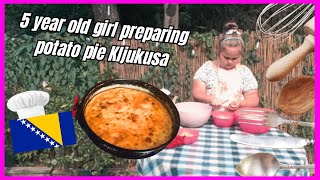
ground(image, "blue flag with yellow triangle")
xmin=9 ymin=111 xmax=76 ymax=153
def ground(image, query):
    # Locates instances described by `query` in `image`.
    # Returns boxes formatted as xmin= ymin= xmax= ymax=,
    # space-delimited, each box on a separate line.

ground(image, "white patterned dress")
xmin=193 ymin=61 xmax=258 ymax=109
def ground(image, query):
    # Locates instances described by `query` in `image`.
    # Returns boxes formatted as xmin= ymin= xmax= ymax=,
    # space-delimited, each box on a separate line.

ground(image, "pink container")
xmin=235 ymin=108 xmax=273 ymax=134
xmin=177 ymin=128 xmax=199 ymax=145
xmin=235 ymin=107 xmax=274 ymax=117
xmin=212 ymin=111 xmax=236 ymax=127
xmin=237 ymin=120 xmax=271 ymax=134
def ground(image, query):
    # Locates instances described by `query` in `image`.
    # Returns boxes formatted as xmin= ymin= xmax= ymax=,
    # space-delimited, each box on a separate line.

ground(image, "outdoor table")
xmin=136 ymin=122 xmax=310 ymax=176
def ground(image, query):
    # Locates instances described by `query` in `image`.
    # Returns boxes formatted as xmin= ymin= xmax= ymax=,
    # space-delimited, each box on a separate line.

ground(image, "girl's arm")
xmin=240 ymin=89 xmax=259 ymax=107
xmin=192 ymin=80 xmax=212 ymax=104
xmin=192 ymin=80 xmax=226 ymax=106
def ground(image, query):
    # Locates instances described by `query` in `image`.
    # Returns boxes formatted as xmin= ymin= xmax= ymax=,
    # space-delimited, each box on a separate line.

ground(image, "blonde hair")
xmin=219 ymin=22 xmax=245 ymax=55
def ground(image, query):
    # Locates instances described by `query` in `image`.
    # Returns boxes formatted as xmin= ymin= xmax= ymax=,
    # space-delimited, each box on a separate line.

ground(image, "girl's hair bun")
xmin=223 ymin=21 xmax=239 ymax=33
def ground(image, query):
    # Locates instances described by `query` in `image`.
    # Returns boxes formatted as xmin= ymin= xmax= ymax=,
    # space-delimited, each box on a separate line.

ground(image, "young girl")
xmin=192 ymin=22 xmax=259 ymax=111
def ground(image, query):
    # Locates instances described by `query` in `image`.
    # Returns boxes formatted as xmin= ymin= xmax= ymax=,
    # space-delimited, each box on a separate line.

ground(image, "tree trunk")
xmin=163 ymin=4 xmax=179 ymax=28
xmin=163 ymin=4 xmax=179 ymax=57
xmin=91 ymin=4 xmax=120 ymax=74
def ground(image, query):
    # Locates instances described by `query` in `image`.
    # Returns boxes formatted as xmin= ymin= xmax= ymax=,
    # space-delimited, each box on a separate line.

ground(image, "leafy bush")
xmin=5 ymin=32 xmax=119 ymax=175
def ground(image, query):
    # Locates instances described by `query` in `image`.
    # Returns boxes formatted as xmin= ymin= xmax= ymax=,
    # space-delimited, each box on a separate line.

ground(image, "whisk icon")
xmin=256 ymin=4 xmax=314 ymax=43
xmin=256 ymin=4 xmax=315 ymax=82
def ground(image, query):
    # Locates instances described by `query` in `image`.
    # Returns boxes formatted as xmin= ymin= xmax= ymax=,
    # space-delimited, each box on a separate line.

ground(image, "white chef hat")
xmin=7 ymin=91 xmax=50 ymax=119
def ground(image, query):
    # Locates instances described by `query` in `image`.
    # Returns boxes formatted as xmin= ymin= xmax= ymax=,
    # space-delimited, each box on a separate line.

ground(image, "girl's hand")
xmin=211 ymin=98 xmax=228 ymax=107
xmin=228 ymin=99 xmax=241 ymax=111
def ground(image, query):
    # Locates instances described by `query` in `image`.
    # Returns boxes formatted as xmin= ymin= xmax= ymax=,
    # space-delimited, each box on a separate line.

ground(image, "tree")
xmin=91 ymin=4 xmax=121 ymax=74
xmin=163 ymin=4 xmax=179 ymax=28
xmin=92 ymin=4 xmax=120 ymax=22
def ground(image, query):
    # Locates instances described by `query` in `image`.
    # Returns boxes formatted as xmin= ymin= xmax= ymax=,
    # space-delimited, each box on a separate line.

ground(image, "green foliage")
xmin=302 ymin=56 xmax=314 ymax=76
xmin=140 ymin=43 xmax=183 ymax=100
xmin=279 ymin=42 xmax=294 ymax=55
xmin=303 ymin=66 xmax=315 ymax=76
xmin=241 ymin=31 xmax=262 ymax=66
xmin=191 ymin=30 xmax=218 ymax=60
xmin=159 ymin=44 xmax=182 ymax=94
xmin=5 ymin=33 xmax=119 ymax=175
xmin=184 ymin=44 xmax=195 ymax=59
xmin=185 ymin=58 xmax=193 ymax=100
xmin=243 ymin=48 xmax=262 ymax=66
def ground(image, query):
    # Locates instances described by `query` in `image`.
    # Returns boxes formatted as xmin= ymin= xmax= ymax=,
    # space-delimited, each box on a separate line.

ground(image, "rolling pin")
xmin=266 ymin=17 xmax=314 ymax=82
xmin=304 ymin=17 xmax=314 ymax=36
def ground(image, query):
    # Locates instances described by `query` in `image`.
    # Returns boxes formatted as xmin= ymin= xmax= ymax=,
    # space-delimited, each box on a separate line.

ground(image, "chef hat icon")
xmin=7 ymin=91 xmax=50 ymax=119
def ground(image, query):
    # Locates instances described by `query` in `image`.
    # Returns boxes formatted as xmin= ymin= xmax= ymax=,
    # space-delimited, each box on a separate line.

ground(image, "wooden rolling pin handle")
xmin=266 ymin=35 xmax=314 ymax=81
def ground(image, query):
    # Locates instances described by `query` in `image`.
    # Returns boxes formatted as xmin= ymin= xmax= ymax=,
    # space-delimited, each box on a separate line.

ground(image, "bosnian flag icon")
xmin=9 ymin=111 xmax=76 ymax=153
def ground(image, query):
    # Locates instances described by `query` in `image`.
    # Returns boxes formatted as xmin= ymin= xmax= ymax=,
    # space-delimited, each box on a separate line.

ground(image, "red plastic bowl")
xmin=238 ymin=120 xmax=271 ymax=134
xmin=212 ymin=111 xmax=236 ymax=127
xmin=177 ymin=128 xmax=199 ymax=145
xmin=235 ymin=108 xmax=272 ymax=134
xmin=235 ymin=107 xmax=274 ymax=117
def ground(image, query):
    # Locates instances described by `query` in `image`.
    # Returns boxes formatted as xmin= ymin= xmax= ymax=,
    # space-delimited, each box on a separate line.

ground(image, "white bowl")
xmin=175 ymin=102 xmax=212 ymax=128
